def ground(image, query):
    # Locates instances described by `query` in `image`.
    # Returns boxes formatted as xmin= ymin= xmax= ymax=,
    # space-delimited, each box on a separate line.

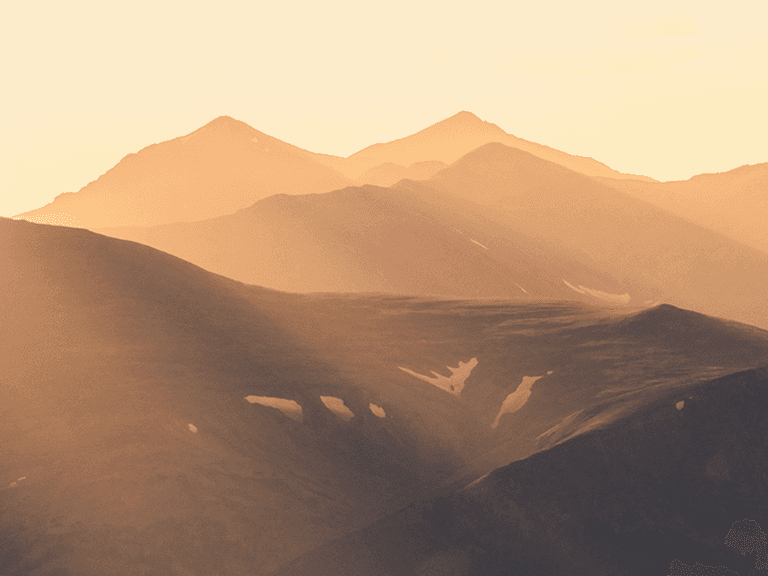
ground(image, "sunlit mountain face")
xmin=5 ymin=110 xmax=768 ymax=576
xmin=94 ymin=183 xmax=647 ymax=302
xmin=12 ymin=110 xmax=653 ymax=231
xmin=13 ymin=116 xmax=353 ymax=229
xmin=414 ymin=142 xmax=768 ymax=331
xmin=2 ymin=218 xmax=768 ymax=575
xmin=596 ymin=162 xmax=768 ymax=255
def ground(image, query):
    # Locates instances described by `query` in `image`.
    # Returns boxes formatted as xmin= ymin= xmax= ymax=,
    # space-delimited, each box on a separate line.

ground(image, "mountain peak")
xmin=448 ymin=110 xmax=483 ymax=122
xmin=196 ymin=115 xmax=258 ymax=138
xmin=437 ymin=110 xmax=504 ymax=132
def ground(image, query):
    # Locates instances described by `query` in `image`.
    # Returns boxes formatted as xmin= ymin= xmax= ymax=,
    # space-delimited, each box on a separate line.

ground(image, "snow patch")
xmin=320 ymin=396 xmax=355 ymax=421
xmin=8 ymin=477 xmax=26 ymax=489
xmin=513 ymin=282 xmax=529 ymax=295
xmin=398 ymin=358 xmax=479 ymax=397
xmin=369 ymin=403 xmax=386 ymax=418
xmin=245 ymin=396 xmax=303 ymax=422
xmin=491 ymin=375 xmax=545 ymax=428
xmin=563 ymin=280 xmax=631 ymax=304
xmin=470 ymin=239 xmax=489 ymax=250
xmin=462 ymin=473 xmax=490 ymax=491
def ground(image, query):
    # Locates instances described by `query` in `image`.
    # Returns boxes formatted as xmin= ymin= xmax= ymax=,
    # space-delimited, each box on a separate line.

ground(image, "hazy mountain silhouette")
xmin=274 ymin=366 xmax=768 ymax=576
xmin=96 ymin=183 xmax=648 ymax=302
xmin=417 ymin=142 xmax=768 ymax=330
xmin=354 ymin=160 xmax=447 ymax=187
xmin=312 ymin=111 xmax=656 ymax=182
xmin=595 ymin=162 xmax=768 ymax=255
xmin=4 ymin=218 xmax=768 ymax=575
xmin=13 ymin=116 xmax=352 ymax=228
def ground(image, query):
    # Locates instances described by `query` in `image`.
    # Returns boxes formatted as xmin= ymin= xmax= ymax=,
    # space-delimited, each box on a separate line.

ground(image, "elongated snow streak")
xmin=563 ymin=279 xmax=631 ymax=304
xmin=491 ymin=375 xmax=545 ymax=428
xmin=320 ymin=396 xmax=355 ymax=421
xmin=398 ymin=358 xmax=478 ymax=397
xmin=245 ymin=396 xmax=303 ymax=422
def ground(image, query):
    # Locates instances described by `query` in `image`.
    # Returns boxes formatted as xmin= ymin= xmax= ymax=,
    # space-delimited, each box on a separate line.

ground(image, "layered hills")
xmin=596 ymin=162 xmax=768 ymax=255
xmin=97 ymin=143 xmax=768 ymax=331
xmin=96 ymin=183 xmax=643 ymax=302
xmin=3 ymin=218 xmax=767 ymax=575
xmin=14 ymin=111 xmax=656 ymax=230
xmin=311 ymin=111 xmax=656 ymax=182
xmin=416 ymin=142 xmax=768 ymax=330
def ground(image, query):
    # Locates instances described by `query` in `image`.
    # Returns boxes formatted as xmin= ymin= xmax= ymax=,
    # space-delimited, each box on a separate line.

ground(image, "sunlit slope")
xmin=0 ymin=218 xmax=462 ymax=575
xmin=595 ymin=162 xmax=768 ymax=255
xmin=97 ymin=184 xmax=647 ymax=302
xmin=13 ymin=116 xmax=351 ymax=228
xmin=275 ymin=365 xmax=768 ymax=576
xmin=418 ymin=142 xmax=768 ymax=330
xmin=313 ymin=111 xmax=655 ymax=182
xmin=3 ymin=218 xmax=768 ymax=575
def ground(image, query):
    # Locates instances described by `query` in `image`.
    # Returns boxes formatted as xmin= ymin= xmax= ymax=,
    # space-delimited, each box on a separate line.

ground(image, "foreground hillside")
xmin=2 ymin=218 xmax=767 ymax=575
xmin=275 ymin=366 xmax=768 ymax=576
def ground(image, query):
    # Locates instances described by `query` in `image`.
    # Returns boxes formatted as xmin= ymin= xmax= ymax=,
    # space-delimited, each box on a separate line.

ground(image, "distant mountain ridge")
xmin=595 ymin=162 xmax=768 ymax=255
xmin=312 ymin=111 xmax=658 ymax=182
xmin=96 ymin=182 xmax=645 ymax=302
xmin=417 ymin=142 xmax=768 ymax=330
xmin=13 ymin=116 xmax=353 ymax=228
xmin=14 ymin=111 xmax=657 ymax=229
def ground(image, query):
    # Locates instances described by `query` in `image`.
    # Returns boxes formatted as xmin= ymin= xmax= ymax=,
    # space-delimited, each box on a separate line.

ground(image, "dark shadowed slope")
xmin=417 ymin=142 xmax=768 ymax=331
xmin=595 ymin=162 xmax=768 ymax=255
xmin=314 ymin=111 xmax=655 ymax=182
xmin=13 ymin=116 xmax=351 ymax=228
xmin=274 ymin=366 xmax=768 ymax=576
xmin=96 ymin=183 xmax=648 ymax=303
xmin=3 ymin=218 xmax=768 ymax=575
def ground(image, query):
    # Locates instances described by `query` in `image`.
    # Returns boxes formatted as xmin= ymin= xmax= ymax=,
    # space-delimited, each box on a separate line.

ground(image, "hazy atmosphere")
xmin=2 ymin=0 xmax=767 ymax=217
xmin=3 ymin=2 xmax=768 ymax=575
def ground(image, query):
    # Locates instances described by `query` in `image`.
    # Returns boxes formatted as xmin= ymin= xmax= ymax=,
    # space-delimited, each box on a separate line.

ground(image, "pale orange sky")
xmin=1 ymin=0 xmax=766 ymax=217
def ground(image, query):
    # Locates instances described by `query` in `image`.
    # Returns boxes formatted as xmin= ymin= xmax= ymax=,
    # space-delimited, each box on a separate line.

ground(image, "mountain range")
xmin=95 ymin=142 xmax=768 ymax=331
xmin=5 ymin=109 xmax=768 ymax=575
xmin=14 ymin=111 xmax=657 ymax=229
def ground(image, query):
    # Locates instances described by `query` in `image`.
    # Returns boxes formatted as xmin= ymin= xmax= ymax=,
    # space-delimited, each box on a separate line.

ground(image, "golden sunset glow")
xmin=2 ymin=0 xmax=766 ymax=217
